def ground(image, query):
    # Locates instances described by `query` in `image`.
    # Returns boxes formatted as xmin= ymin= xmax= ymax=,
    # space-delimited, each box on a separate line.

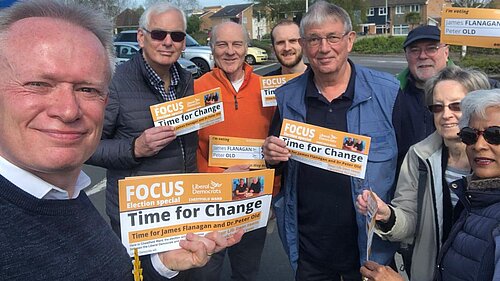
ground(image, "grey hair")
xmin=459 ymin=89 xmax=500 ymax=129
xmin=139 ymin=2 xmax=186 ymax=32
xmin=0 ymin=0 xmax=115 ymax=75
xmin=209 ymin=22 xmax=250 ymax=49
xmin=424 ymin=66 xmax=491 ymax=106
xmin=300 ymin=0 xmax=352 ymax=37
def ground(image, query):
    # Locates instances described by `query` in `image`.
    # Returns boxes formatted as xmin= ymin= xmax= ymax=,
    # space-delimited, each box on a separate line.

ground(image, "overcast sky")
xmin=199 ymin=0 xmax=252 ymax=7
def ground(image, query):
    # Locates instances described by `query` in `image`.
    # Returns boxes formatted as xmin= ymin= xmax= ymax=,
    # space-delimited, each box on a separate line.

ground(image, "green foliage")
xmin=186 ymin=15 xmax=201 ymax=35
xmin=457 ymin=56 xmax=500 ymax=76
xmin=190 ymin=32 xmax=208 ymax=45
xmin=404 ymin=12 xmax=421 ymax=26
xmin=250 ymin=39 xmax=273 ymax=54
xmin=352 ymin=36 xmax=406 ymax=54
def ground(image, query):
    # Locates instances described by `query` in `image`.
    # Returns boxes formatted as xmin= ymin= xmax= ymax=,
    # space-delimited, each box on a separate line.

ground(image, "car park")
xmin=114 ymin=30 xmax=214 ymax=74
xmin=113 ymin=42 xmax=201 ymax=78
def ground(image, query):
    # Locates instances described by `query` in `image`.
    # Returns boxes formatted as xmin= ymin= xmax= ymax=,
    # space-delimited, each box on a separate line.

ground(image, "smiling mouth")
xmin=474 ymin=157 xmax=495 ymax=165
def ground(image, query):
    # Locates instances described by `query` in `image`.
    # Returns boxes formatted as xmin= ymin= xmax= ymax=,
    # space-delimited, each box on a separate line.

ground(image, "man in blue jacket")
xmin=263 ymin=1 xmax=401 ymax=280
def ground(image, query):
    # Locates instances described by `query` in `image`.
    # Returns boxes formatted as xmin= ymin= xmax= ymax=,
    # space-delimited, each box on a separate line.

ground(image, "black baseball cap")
xmin=403 ymin=25 xmax=441 ymax=48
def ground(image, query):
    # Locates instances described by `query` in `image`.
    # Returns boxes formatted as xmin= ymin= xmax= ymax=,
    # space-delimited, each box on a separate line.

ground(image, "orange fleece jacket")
xmin=195 ymin=63 xmax=275 ymax=173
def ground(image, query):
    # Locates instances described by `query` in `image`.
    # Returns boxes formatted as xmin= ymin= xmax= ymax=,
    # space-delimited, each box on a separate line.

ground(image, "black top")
xmin=269 ymin=61 xmax=360 ymax=270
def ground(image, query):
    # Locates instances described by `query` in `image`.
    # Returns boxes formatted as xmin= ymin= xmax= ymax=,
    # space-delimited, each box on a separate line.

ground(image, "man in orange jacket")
xmin=189 ymin=22 xmax=274 ymax=281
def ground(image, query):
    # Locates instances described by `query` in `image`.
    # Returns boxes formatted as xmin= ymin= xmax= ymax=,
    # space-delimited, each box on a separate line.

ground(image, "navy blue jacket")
xmin=436 ymin=177 xmax=500 ymax=281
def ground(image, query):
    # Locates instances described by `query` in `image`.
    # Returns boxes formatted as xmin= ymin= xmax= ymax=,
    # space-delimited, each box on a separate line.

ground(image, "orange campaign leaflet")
xmin=441 ymin=7 xmax=500 ymax=48
xmin=208 ymin=135 xmax=266 ymax=169
xmin=149 ymin=88 xmax=224 ymax=136
xmin=279 ymin=119 xmax=371 ymax=179
xmin=259 ymin=73 xmax=301 ymax=107
xmin=118 ymin=169 xmax=275 ymax=257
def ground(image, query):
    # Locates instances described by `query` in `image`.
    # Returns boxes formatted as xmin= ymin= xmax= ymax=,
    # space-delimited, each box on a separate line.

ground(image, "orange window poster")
xmin=118 ymin=169 xmax=275 ymax=257
xmin=279 ymin=119 xmax=371 ymax=179
xmin=150 ymin=87 xmax=224 ymax=135
xmin=208 ymin=135 xmax=266 ymax=169
xmin=441 ymin=7 xmax=500 ymax=48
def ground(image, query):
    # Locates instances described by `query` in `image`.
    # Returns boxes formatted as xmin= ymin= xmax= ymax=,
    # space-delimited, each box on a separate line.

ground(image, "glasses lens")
xmin=448 ymin=102 xmax=461 ymax=111
xmin=170 ymin=31 xmax=186 ymax=42
xmin=428 ymin=104 xmax=444 ymax=113
xmin=484 ymin=126 xmax=500 ymax=145
xmin=150 ymin=30 xmax=168 ymax=40
xmin=459 ymin=127 xmax=478 ymax=145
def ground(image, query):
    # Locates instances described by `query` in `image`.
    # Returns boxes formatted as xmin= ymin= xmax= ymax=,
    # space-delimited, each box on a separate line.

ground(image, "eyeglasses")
xmin=428 ymin=102 xmax=461 ymax=113
xmin=458 ymin=126 xmax=500 ymax=145
xmin=406 ymin=44 xmax=446 ymax=58
xmin=142 ymin=28 xmax=186 ymax=42
xmin=302 ymin=33 xmax=348 ymax=47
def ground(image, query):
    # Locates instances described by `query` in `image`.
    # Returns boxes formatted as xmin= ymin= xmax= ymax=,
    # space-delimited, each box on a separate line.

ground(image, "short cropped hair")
xmin=210 ymin=22 xmax=249 ymax=49
xmin=139 ymin=2 xmax=187 ymax=32
xmin=0 ymin=0 xmax=115 ymax=74
xmin=270 ymin=19 xmax=299 ymax=46
xmin=424 ymin=66 xmax=491 ymax=105
xmin=300 ymin=0 xmax=352 ymax=37
xmin=459 ymin=89 xmax=500 ymax=129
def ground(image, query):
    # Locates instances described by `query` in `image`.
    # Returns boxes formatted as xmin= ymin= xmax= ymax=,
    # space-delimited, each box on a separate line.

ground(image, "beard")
xmin=276 ymin=50 xmax=303 ymax=68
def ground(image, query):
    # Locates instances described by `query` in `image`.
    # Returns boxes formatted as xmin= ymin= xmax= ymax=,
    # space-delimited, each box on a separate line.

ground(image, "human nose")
xmin=162 ymin=34 xmax=173 ymax=45
xmin=47 ymin=85 xmax=82 ymax=122
xmin=318 ymin=37 xmax=330 ymax=52
xmin=284 ymin=41 xmax=292 ymax=51
xmin=417 ymin=48 xmax=430 ymax=59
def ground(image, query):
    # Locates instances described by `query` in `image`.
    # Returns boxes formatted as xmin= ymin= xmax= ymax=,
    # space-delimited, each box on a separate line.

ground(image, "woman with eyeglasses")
xmin=357 ymin=66 xmax=490 ymax=281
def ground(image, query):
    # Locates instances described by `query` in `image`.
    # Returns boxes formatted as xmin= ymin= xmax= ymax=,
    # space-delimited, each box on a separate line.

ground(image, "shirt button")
xmin=451 ymin=183 xmax=458 ymax=189
xmin=328 ymin=109 xmax=333 ymax=113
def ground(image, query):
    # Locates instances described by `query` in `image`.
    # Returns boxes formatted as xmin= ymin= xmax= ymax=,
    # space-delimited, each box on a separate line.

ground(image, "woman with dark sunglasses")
xmin=357 ymin=66 xmax=490 ymax=281
xmin=435 ymin=88 xmax=500 ymax=281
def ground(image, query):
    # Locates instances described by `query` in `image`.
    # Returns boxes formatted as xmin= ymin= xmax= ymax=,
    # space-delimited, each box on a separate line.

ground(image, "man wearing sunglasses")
xmin=87 ymin=3 xmax=203 ymax=278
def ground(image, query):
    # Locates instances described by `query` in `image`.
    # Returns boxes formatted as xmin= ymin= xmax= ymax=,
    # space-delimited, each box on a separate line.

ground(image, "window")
xmin=393 ymin=24 xmax=409 ymax=35
xmin=378 ymin=7 xmax=387 ymax=16
xmin=367 ymin=8 xmax=374 ymax=16
xmin=396 ymin=5 xmax=405 ymax=15
xmin=410 ymin=5 xmax=420 ymax=12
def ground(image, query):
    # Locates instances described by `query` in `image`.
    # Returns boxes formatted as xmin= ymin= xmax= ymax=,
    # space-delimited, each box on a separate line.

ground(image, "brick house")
xmin=209 ymin=3 xmax=269 ymax=39
xmin=362 ymin=0 xmax=453 ymax=35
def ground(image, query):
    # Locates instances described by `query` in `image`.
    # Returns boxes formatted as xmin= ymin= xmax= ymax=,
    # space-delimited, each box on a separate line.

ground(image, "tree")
xmin=186 ymin=14 xmax=201 ymax=34
xmin=69 ymin=0 xmax=130 ymax=18
xmin=405 ymin=12 xmax=421 ymax=30
xmin=254 ymin=0 xmax=366 ymax=30
xmin=452 ymin=0 xmax=493 ymax=8
xmin=143 ymin=0 xmax=199 ymax=11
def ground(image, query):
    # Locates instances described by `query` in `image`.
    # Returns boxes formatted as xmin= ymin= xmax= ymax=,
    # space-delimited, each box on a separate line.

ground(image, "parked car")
xmin=113 ymin=42 xmax=201 ymax=78
xmin=114 ymin=30 xmax=214 ymax=74
xmin=246 ymin=46 xmax=268 ymax=65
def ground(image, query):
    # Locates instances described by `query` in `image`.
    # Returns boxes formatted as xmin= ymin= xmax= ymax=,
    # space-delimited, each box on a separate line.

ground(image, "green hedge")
xmin=457 ymin=56 xmax=500 ymax=76
xmin=352 ymin=36 xmax=405 ymax=54
xmin=352 ymin=36 xmax=499 ymax=76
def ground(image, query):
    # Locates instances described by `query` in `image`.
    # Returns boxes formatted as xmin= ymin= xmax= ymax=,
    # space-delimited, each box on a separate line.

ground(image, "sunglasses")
xmin=142 ymin=28 xmax=186 ymax=42
xmin=458 ymin=126 xmax=500 ymax=145
xmin=428 ymin=102 xmax=461 ymax=113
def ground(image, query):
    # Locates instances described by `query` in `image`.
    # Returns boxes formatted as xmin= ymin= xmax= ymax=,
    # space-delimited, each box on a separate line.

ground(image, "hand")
xmin=360 ymin=261 xmax=404 ymax=281
xmin=356 ymin=190 xmax=392 ymax=223
xmin=134 ymin=126 xmax=177 ymax=158
xmin=263 ymin=136 xmax=290 ymax=166
xmin=224 ymin=165 xmax=251 ymax=173
xmin=158 ymin=233 xmax=214 ymax=271
xmin=204 ymin=228 xmax=244 ymax=254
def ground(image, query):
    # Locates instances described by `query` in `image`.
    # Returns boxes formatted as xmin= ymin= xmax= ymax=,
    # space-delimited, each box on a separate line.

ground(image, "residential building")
xmin=362 ymin=0 xmax=453 ymax=35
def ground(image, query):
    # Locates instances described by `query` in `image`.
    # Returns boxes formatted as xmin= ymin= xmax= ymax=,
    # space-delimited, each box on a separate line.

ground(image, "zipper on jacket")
xmin=178 ymin=137 xmax=187 ymax=172
xmin=234 ymin=95 xmax=238 ymax=110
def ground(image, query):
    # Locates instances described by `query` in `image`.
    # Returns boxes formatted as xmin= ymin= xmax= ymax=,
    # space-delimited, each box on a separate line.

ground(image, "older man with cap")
xmin=394 ymin=25 xmax=452 ymax=171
